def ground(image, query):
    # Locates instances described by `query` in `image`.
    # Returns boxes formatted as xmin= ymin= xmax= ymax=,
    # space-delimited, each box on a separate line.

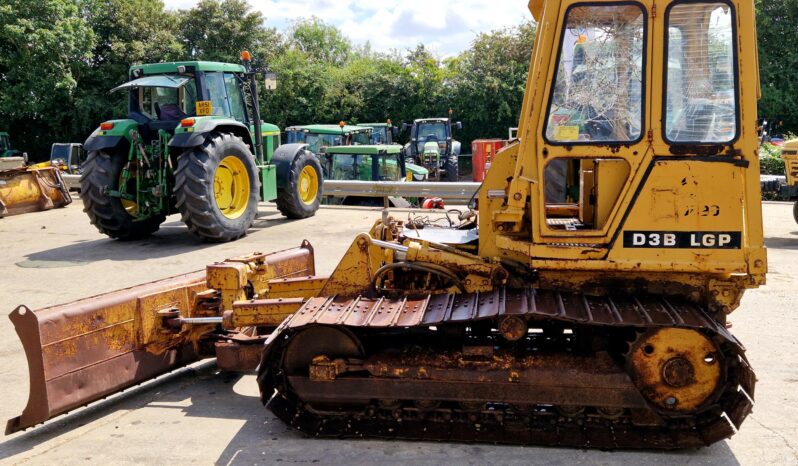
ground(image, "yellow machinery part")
xmin=0 ymin=166 xmax=72 ymax=218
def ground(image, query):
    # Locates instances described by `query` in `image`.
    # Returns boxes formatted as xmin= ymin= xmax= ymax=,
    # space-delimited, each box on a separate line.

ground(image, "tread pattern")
xmin=79 ymin=151 xmax=164 ymax=240
xmin=174 ymin=132 xmax=259 ymax=243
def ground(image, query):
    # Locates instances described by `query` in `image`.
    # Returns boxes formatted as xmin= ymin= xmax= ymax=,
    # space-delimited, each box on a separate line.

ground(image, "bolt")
xmin=513 ymin=193 xmax=522 ymax=201
xmin=665 ymin=396 xmax=678 ymax=407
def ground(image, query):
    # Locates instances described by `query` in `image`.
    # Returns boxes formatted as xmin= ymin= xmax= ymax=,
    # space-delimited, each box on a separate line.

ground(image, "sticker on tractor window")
xmin=196 ymin=101 xmax=212 ymax=116
xmin=554 ymin=125 xmax=579 ymax=141
xmin=623 ymin=231 xmax=742 ymax=249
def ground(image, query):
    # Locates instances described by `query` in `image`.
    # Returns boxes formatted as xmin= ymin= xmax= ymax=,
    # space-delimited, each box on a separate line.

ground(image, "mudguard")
xmin=84 ymin=119 xmax=138 ymax=152
xmin=169 ymin=118 xmax=252 ymax=149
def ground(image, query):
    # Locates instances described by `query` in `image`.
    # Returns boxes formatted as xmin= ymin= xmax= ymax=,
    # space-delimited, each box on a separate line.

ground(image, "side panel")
xmin=261 ymin=164 xmax=277 ymax=201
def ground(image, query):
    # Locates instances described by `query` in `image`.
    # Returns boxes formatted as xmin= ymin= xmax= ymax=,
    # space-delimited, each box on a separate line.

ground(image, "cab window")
xmin=544 ymin=4 xmax=646 ymax=144
xmin=664 ymin=2 xmax=737 ymax=143
xmin=224 ymin=73 xmax=246 ymax=122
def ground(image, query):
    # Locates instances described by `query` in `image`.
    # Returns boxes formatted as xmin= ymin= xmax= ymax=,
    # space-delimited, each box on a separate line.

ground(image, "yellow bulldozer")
xmin=7 ymin=0 xmax=766 ymax=450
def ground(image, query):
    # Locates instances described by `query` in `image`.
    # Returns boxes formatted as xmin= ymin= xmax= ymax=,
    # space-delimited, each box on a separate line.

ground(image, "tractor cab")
xmin=0 ymin=132 xmax=21 ymax=158
xmin=49 ymin=143 xmax=86 ymax=174
xmin=321 ymin=144 xmax=427 ymax=207
xmin=285 ymin=124 xmax=372 ymax=154
xmin=360 ymin=122 xmax=399 ymax=144
xmin=109 ymin=62 xmax=253 ymax=141
xmin=401 ymin=117 xmax=463 ymax=181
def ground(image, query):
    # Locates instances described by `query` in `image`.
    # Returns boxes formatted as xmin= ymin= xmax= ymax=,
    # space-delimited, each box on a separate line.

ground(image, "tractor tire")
xmin=444 ymin=154 xmax=459 ymax=181
xmin=793 ymin=201 xmax=798 ymax=224
xmin=174 ymin=132 xmax=259 ymax=243
xmin=276 ymin=150 xmax=323 ymax=219
xmin=80 ymin=150 xmax=165 ymax=240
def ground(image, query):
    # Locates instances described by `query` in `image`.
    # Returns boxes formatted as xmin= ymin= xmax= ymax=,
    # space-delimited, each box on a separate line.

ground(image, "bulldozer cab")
xmin=481 ymin=0 xmax=765 ymax=288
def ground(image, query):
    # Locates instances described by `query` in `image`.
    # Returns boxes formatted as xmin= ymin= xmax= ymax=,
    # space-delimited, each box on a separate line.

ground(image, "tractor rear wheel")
xmin=80 ymin=150 xmax=165 ymax=240
xmin=276 ymin=150 xmax=322 ymax=219
xmin=444 ymin=154 xmax=459 ymax=181
xmin=174 ymin=132 xmax=259 ymax=242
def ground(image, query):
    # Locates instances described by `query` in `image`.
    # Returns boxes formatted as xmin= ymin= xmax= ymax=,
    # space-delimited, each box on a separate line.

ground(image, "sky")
xmin=163 ymin=0 xmax=533 ymax=57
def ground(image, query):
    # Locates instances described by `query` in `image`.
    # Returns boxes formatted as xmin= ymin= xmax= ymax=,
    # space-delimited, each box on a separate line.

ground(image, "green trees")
xmin=0 ymin=0 xmax=792 ymax=159
xmin=756 ymin=0 xmax=798 ymax=134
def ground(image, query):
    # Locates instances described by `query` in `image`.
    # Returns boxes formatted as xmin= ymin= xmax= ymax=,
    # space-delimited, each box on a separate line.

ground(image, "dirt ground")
xmin=0 ymin=200 xmax=796 ymax=465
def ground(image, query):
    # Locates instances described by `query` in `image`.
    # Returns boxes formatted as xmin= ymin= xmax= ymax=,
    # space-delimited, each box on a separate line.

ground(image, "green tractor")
xmin=360 ymin=121 xmax=399 ymax=144
xmin=0 ymin=132 xmax=23 ymax=159
xmin=401 ymin=116 xmax=463 ymax=181
xmin=320 ymin=144 xmax=428 ymax=207
xmin=81 ymin=54 xmax=323 ymax=242
xmin=284 ymin=124 xmax=372 ymax=154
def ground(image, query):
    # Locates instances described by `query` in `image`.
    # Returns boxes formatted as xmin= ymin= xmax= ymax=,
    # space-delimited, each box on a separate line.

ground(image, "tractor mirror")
xmin=263 ymin=72 xmax=278 ymax=91
xmin=455 ymin=121 xmax=463 ymax=130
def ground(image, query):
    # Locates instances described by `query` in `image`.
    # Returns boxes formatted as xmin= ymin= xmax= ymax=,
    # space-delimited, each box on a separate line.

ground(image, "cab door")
xmin=531 ymin=0 xmax=655 ymax=259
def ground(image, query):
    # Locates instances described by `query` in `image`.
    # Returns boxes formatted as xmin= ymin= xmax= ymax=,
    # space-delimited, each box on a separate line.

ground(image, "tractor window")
xmin=665 ymin=3 xmax=737 ymax=144
xmin=137 ymin=79 xmax=196 ymax=121
xmin=330 ymin=155 xmax=356 ymax=180
xmin=0 ymin=134 xmax=10 ymax=151
xmin=370 ymin=128 xmax=388 ymax=144
xmin=224 ymin=73 xmax=246 ymax=122
xmin=377 ymin=156 xmax=401 ymax=181
xmin=305 ymin=134 xmax=342 ymax=153
xmin=205 ymin=72 xmax=232 ymax=117
xmin=416 ymin=123 xmax=447 ymax=152
xmin=544 ymin=157 xmax=630 ymax=231
xmin=545 ymin=4 xmax=645 ymax=144
xmin=352 ymin=132 xmax=369 ymax=145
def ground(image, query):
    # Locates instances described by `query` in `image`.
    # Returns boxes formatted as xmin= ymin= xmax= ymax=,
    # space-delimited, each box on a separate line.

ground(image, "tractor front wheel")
xmin=444 ymin=154 xmax=459 ymax=181
xmin=80 ymin=150 xmax=165 ymax=240
xmin=276 ymin=150 xmax=322 ymax=219
xmin=174 ymin=133 xmax=260 ymax=242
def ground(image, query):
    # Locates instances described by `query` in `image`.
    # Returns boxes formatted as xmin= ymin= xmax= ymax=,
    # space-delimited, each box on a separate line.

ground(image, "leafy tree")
xmin=179 ymin=0 xmax=282 ymax=66
xmin=756 ymin=0 xmax=798 ymax=134
xmin=0 ymin=0 xmax=94 ymax=157
xmin=288 ymin=17 xmax=351 ymax=67
xmin=448 ymin=21 xmax=536 ymax=145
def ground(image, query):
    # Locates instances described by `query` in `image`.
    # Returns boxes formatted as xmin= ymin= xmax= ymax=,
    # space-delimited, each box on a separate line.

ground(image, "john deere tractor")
xmin=401 ymin=116 xmax=462 ymax=181
xmin=81 ymin=53 xmax=322 ymax=242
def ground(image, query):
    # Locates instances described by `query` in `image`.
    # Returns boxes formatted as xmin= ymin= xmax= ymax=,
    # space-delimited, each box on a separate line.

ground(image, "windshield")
xmin=0 ymin=135 xmax=9 ymax=151
xmin=545 ymin=4 xmax=645 ymax=143
xmin=370 ymin=128 xmax=389 ymax=144
xmin=137 ymin=78 xmax=198 ymax=121
xmin=416 ymin=122 xmax=447 ymax=151
xmin=352 ymin=132 xmax=369 ymax=145
xmin=665 ymin=3 xmax=736 ymax=143
xmin=329 ymin=154 xmax=355 ymax=180
xmin=306 ymin=133 xmax=344 ymax=153
xmin=376 ymin=156 xmax=401 ymax=181
xmin=50 ymin=145 xmax=70 ymax=163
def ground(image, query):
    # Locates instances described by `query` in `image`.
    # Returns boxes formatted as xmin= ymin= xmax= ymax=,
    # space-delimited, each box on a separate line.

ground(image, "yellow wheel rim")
xmin=214 ymin=156 xmax=250 ymax=219
xmin=298 ymin=165 xmax=319 ymax=205
xmin=119 ymin=170 xmax=139 ymax=217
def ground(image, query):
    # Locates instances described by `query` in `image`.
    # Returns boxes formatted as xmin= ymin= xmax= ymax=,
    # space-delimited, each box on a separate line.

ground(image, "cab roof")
xmin=286 ymin=124 xmax=372 ymax=135
xmin=132 ymin=61 xmax=246 ymax=76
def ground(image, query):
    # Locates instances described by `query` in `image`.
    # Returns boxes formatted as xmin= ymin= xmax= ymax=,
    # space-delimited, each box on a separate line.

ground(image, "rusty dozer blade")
xmin=6 ymin=243 xmax=316 ymax=435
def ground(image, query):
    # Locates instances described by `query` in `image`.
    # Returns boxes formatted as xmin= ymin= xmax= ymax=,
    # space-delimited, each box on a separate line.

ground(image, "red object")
xmin=471 ymin=139 xmax=509 ymax=182
xmin=422 ymin=198 xmax=445 ymax=209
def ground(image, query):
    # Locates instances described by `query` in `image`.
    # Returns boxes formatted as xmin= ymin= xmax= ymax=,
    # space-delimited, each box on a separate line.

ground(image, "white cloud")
xmin=163 ymin=0 xmax=532 ymax=56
